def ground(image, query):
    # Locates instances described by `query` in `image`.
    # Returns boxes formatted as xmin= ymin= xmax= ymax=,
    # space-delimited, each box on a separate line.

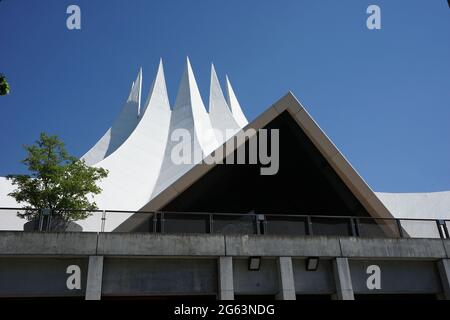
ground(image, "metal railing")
xmin=0 ymin=208 xmax=449 ymax=239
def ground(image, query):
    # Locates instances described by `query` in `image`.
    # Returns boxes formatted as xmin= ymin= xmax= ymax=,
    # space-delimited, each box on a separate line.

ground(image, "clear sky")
xmin=0 ymin=0 xmax=449 ymax=192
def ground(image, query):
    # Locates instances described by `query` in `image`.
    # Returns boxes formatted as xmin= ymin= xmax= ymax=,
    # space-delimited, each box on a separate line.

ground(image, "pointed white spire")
xmin=226 ymin=75 xmax=248 ymax=128
xmin=151 ymin=57 xmax=219 ymax=198
xmin=209 ymin=64 xmax=240 ymax=143
xmin=141 ymin=59 xmax=170 ymax=115
xmin=81 ymin=68 xmax=143 ymax=165
xmin=173 ymin=57 xmax=218 ymax=155
xmin=92 ymin=59 xmax=171 ymax=216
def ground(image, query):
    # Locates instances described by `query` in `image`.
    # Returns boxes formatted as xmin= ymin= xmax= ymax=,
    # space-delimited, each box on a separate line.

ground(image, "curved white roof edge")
xmin=209 ymin=64 xmax=241 ymax=144
xmin=375 ymin=191 xmax=450 ymax=220
xmin=91 ymin=60 xmax=170 ymax=212
xmin=375 ymin=191 xmax=450 ymax=238
xmin=81 ymin=68 xmax=142 ymax=166
xmin=225 ymin=75 xmax=248 ymax=128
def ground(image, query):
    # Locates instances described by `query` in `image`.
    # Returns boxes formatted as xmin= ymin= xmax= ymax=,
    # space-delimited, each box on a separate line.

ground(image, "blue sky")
xmin=0 ymin=0 xmax=449 ymax=192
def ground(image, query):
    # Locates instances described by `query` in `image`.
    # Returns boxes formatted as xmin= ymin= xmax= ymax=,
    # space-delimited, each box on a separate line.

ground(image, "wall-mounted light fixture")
xmin=248 ymin=257 xmax=261 ymax=271
xmin=306 ymin=257 xmax=319 ymax=271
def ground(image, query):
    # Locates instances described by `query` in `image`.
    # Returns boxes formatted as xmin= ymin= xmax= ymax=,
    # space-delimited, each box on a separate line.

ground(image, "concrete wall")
xmin=0 ymin=257 xmax=87 ymax=297
xmin=233 ymin=258 xmax=278 ymax=295
xmin=102 ymin=258 xmax=217 ymax=296
xmin=350 ymin=260 xmax=442 ymax=294
xmin=292 ymin=259 xmax=335 ymax=294
xmin=1 ymin=232 xmax=450 ymax=299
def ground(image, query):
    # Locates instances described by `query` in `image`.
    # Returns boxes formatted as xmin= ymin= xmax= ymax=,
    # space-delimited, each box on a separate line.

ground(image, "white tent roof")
xmin=0 ymin=60 xmax=448 ymax=232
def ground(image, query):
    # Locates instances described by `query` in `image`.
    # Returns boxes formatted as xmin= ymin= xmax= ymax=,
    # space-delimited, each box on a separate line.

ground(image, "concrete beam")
xmin=333 ymin=258 xmax=354 ymax=300
xmin=86 ymin=256 xmax=104 ymax=300
xmin=0 ymin=232 xmax=98 ymax=256
xmin=438 ymin=259 xmax=450 ymax=300
xmin=276 ymin=257 xmax=296 ymax=300
xmin=340 ymin=238 xmax=447 ymax=259
xmin=97 ymin=233 xmax=225 ymax=256
xmin=1 ymin=232 xmax=449 ymax=261
xmin=225 ymin=235 xmax=341 ymax=257
xmin=443 ymin=240 xmax=450 ymax=258
xmin=218 ymin=257 xmax=234 ymax=300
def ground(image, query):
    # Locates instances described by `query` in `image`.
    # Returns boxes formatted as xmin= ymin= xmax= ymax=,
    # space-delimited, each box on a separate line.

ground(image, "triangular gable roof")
xmin=115 ymin=92 xmax=394 ymax=231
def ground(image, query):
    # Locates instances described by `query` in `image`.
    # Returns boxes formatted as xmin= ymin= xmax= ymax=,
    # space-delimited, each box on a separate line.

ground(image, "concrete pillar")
xmin=276 ymin=257 xmax=296 ymax=300
xmin=333 ymin=257 xmax=354 ymax=300
xmin=218 ymin=256 xmax=234 ymax=300
xmin=85 ymin=256 xmax=104 ymax=300
xmin=438 ymin=259 xmax=450 ymax=300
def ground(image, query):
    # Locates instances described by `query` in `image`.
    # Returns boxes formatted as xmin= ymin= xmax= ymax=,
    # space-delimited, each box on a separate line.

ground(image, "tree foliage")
xmin=0 ymin=74 xmax=10 ymax=96
xmin=7 ymin=133 xmax=108 ymax=221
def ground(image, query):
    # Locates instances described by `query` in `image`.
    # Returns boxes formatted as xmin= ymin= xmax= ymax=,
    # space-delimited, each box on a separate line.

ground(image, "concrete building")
xmin=0 ymin=59 xmax=449 ymax=300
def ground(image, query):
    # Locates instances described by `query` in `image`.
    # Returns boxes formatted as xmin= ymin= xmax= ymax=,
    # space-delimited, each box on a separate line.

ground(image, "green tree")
xmin=7 ymin=133 xmax=108 ymax=221
xmin=0 ymin=74 xmax=10 ymax=96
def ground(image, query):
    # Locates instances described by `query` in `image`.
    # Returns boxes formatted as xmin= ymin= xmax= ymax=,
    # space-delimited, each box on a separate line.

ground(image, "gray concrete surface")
xmin=101 ymin=258 xmax=217 ymax=296
xmin=1 ymin=231 xmax=450 ymax=300
xmin=225 ymin=235 xmax=341 ymax=257
xmin=350 ymin=260 xmax=442 ymax=294
xmin=1 ymin=232 xmax=449 ymax=259
xmin=86 ymin=256 xmax=104 ymax=300
xmin=438 ymin=259 xmax=450 ymax=299
xmin=333 ymin=258 xmax=354 ymax=300
xmin=292 ymin=259 xmax=335 ymax=294
xmin=340 ymin=237 xmax=447 ymax=259
xmin=218 ymin=256 xmax=234 ymax=300
xmin=97 ymin=233 xmax=225 ymax=256
xmin=276 ymin=257 xmax=296 ymax=300
xmin=443 ymin=241 xmax=450 ymax=258
xmin=233 ymin=258 xmax=278 ymax=295
xmin=0 ymin=231 xmax=98 ymax=256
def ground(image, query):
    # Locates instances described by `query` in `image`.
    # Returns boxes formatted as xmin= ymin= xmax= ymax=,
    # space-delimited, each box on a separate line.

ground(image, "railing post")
xmin=152 ymin=212 xmax=157 ymax=233
xmin=255 ymin=214 xmax=260 ymax=235
xmin=38 ymin=210 xmax=44 ymax=231
xmin=354 ymin=218 xmax=361 ymax=237
xmin=101 ymin=210 xmax=106 ymax=233
xmin=437 ymin=220 xmax=449 ymax=239
xmin=306 ymin=216 xmax=313 ymax=236
xmin=38 ymin=211 xmax=44 ymax=231
xmin=349 ymin=218 xmax=357 ymax=237
xmin=160 ymin=212 xmax=165 ymax=233
xmin=444 ymin=221 xmax=450 ymax=239
xmin=255 ymin=214 xmax=265 ymax=235
xmin=39 ymin=208 xmax=51 ymax=232
xmin=46 ymin=209 xmax=53 ymax=231
xmin=209 ymin=214 xmax=213 ymax=234
xmin=396 ymin=219 xmax=404 ymax=238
